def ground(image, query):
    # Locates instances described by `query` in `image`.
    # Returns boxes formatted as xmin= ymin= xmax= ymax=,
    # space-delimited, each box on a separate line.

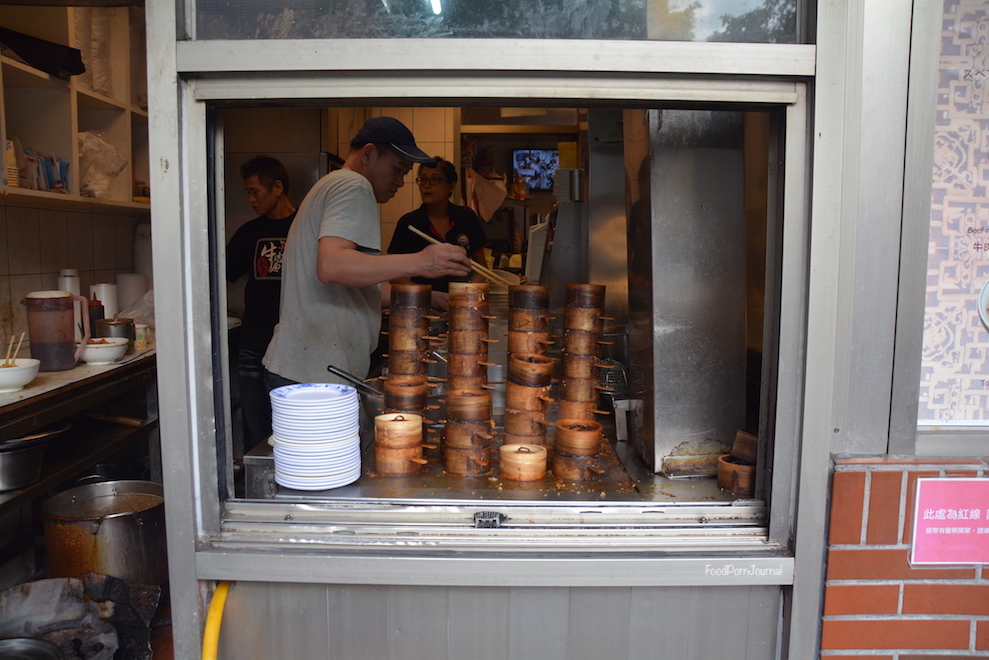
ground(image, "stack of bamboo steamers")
xmin=552 ymin=284 xmax=610 ymax=480
xmin=375 ymin=284 xmax=435 ymax=476
xmin=443 ymin=282 xmax=496 ymax=475
xmin=499 ymin=284 xmax=555 ymax=481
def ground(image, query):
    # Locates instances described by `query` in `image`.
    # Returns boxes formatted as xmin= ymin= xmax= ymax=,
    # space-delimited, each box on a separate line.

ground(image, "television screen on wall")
xmin=512 ymin=149 xmax=560 ymax=191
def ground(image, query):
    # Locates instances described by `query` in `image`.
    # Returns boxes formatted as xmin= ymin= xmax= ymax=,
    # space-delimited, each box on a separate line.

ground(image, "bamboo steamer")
xmin=508 ymin=284 xmax=549 ymax=309
xmin=447 ymin=375 xmax=487 ymax=391
xmin=445 ymin=389 xmax=492 ymax=422
xmin=556 ymin=399 xmax=598 ymax=421
xmin=565 ymin=283 xmax=606 ymax=308
xmin=387 ymin=307 xmax=431 ymax=329
xmin=551 ymin=450 xmax=605 ymax=481
xmin=384 ymin=379 xmax=429 ymax=411
xmin=375 ymin=444 xmax=427 ymax=476
xmin=560 ymin=353 xmax=601 ymax=380
xmin=387 ymin=326 xmax=428 ymax=352
xmin=558 ymin=377 xmax=601 ymax=403
xmin=387 ymin=349 xmax=426 ymax=376
xmin=563 ymin=306 xmax=604 ymax=333
xmin=502 ymin=431 xmax=546 ymax=445
xmin=374 ymin=412 xmax=424 ymax=448
xmin=445 ymin=352 xmax=488 ymax=378
xmin=562 ymin=329 xmax=604 ymax=356
xmin=447 ymin=329 xmax=491 ymax=355
xmin=507 ymin=330 xmax=553 ymax=355
xmin=444 ymin=420 xmax=494 ymax=449
xmin=507 ymin=353 xmax=555 ymax=387
xmin=503 ymin=408 xmax=551 ymax=436
xmin=391 ymin=283 xmax=432 ymax=308
xmin=448 ymin=307 xmax=491 ymax=332
xmin=448 ymin=282 xmax=489 ymax=307
xmin=443 ymin=446 xmax=491 ymax=475
xmin=508 ymin=309 xmax=550 ymax=333
xmin=499 ymin=444 xmax=548 ymax=481
xmin=554 ymin=419 xmax=602 ymax=456
xmin=717 ymin=453 xmax=755 ymax=496
xmin=731 ymin=430 xmax=758 ymax=465
xmin=505 ymin=382 xmax=552 ymax=412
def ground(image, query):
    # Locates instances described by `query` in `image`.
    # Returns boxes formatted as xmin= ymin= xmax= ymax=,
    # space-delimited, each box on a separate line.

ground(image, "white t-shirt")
xmin=263 ymin=169 xmax=382 ymax=383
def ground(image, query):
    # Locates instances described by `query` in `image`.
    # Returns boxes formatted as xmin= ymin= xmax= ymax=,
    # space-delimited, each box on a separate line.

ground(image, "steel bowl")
xmin=0 ymin=638 xmax=63 ymax=660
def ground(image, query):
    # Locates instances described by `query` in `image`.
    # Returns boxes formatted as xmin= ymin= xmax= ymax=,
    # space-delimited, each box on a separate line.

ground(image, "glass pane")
xmin=195 ymin=0 xmax=798 ymax=43
xmin=918 ymin=2 xmax=989 ymax=426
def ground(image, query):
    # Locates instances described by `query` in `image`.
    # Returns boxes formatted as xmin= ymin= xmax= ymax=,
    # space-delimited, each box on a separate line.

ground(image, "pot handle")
xmin=73 ymin=294 xmax=91 ymax=362
xmin=89 ymin=510 xmax=140 ymax=534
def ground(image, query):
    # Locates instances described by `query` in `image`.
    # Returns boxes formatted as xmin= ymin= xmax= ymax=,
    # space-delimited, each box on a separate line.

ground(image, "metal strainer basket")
xmin=597 ymin=358 xmax=629 ymax=399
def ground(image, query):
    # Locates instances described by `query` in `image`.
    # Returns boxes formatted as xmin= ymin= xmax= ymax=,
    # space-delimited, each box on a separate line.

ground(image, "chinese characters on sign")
xmin=912 ymin=478 xmax=989 ymax=564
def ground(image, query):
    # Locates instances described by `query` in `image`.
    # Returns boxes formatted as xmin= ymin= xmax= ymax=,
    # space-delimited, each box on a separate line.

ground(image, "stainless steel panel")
xmin=507 ymin=588 xmax=569 ymax=660
xmin=587 ymin=109 xmax=629 ymax=326
xmin=628 ymin=109 xmax=747 ymax=473
xmin=216 ymin=583 xmax=782 ymax=660
xmin=448 ymin=588 xmax=510 ymax=660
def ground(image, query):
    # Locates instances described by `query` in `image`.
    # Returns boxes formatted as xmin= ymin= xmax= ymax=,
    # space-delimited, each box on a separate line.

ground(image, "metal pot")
xmin=0 ymin=439 xmax=46 ymax=491
xmin=42 ymin=480 xmax=167 ymax=585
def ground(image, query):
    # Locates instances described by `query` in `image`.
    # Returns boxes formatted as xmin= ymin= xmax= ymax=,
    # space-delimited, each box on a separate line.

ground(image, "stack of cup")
xmin=445 ymin=282 xmax=493 ymax=391
xmin=558 ymin=284 xmax=609 ymax=421
xmin=374 ymin=412 xmax=429 ymax=476
xmin=506 ymin=285 xmax=554 ymax=357
xmin=383 ymin=284 xmax=434 ymax=417
xmin=443 ymin=388 xmax=494 ymax=476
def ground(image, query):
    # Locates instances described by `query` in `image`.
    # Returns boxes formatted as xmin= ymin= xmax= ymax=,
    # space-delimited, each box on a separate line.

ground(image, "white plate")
xmin=270 ymin=383 xmax=357 ymax=403
xmin=274 ymin=460 xmax=361 ymax=477
xmin=979 ymin=279 xmax=989 ymax=332
xmin=275 ymin=469 xmax=361 ymax=490
xmin=270 ymin=426 xmax=360 ymax=441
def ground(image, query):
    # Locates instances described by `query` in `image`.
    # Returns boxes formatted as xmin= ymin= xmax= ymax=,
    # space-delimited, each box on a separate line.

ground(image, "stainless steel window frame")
xmin=166 ymin=50 xmax=811 ymax=548
xmin=149 ymin=19 xmax=825 ymax=656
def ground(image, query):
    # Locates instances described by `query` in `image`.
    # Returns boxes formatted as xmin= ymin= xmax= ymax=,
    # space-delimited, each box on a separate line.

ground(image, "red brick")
xmin=826 ymin=656 xmax=893 ymax=660
xmin=903 ymin=584 xmax=989 ymax=615
xmin=830 ymin=472 xmax=866 ymax=545
xmin=867 ymin=471 xmax=904 ymax=545
xmin=944 ymin=470 xmax=980 ymax=478
xmin=824 ymin=584 xmax=899 ymax=615
xmin=977 ymin=620 xmax=989 ymax=650
xmin=820 ymin=619 xmax=969 ymax=650
xmin=826 ymin=548 xmax=976 ymax=580
xmin=903 ymin=471 xmax=941 ymax=544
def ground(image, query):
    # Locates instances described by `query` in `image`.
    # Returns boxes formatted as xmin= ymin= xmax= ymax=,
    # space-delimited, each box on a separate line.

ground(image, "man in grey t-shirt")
xmin=263 ymin=116 xmax=471 ymax=385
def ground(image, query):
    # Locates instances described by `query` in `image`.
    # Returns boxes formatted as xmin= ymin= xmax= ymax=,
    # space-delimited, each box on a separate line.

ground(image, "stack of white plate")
xmin=269 ymin=383 xmax=362 ymax=490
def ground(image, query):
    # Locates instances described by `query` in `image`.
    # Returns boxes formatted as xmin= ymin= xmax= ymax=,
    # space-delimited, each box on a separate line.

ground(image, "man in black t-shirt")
xmin=226 ymin=156 xmax=297 ymax=450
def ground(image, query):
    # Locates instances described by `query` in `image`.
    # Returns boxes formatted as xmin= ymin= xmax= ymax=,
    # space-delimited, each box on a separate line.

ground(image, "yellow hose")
xmin=201 ymin=580 xmax=232 ymax=660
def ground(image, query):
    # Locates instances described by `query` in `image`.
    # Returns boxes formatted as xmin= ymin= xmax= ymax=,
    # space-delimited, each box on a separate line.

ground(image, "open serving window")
xmin=192 ymin=88 xmax=808 ymax=561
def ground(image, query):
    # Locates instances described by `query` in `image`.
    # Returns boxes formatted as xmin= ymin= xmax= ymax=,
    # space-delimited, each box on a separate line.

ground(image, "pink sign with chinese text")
xmin=911 ymin=478 xmax=989 ymax=565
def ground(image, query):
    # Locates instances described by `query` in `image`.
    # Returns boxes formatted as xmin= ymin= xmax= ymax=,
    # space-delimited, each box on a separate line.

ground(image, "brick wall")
xmin=823 ymin=457 xmax=989 ymax=659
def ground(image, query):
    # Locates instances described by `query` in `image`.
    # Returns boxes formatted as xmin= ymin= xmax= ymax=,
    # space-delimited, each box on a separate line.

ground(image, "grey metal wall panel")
xmin=327 ymin=585 xmax=389 ymax=660
xmin=447 ymin=587 xmax=510 ymax=660
xmin=569 ymin=587 xmax=631 ymax=660
xmin=507 ymin=587 xmax=570 ymax=660
xmin=387 ymin=586 xmax=449 ymax=659
xmin=217 ymin=583 xmax=780 ymax=660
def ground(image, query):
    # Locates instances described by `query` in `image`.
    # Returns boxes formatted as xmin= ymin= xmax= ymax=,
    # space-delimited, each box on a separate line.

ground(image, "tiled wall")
xmin=0 ymin=201 xmax=149 ymax=340
xmin=823 ymin=457 xmax=989 ymax=658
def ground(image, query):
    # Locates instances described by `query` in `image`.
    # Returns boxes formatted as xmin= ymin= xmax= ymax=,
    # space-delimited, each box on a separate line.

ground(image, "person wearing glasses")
xmin=387 ymin=157 xmax=489 ymax=309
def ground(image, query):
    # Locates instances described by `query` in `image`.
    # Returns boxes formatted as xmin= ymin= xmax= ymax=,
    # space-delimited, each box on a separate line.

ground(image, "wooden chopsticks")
xmin=3 ymin=333 xmax=25 ymax=367
xmin=407 ymin=225 xmax=513 ymax=290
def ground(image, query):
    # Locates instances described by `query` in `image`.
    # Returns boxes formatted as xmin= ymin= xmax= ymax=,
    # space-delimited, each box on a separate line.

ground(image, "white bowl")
xmin=0 ymin=358 xmax=41 ymax=393
xmin=78 ymin=337 xmax=129 ymax=365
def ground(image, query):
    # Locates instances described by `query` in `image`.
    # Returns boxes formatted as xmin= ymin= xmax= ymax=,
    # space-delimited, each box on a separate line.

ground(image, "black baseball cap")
xmin=350 ymin=116 xmax=437 ymax=166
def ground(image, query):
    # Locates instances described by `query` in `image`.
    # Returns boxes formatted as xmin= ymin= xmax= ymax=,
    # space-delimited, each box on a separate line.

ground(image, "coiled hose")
xmin=201 ymin=581 xmax=232 ymax=660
